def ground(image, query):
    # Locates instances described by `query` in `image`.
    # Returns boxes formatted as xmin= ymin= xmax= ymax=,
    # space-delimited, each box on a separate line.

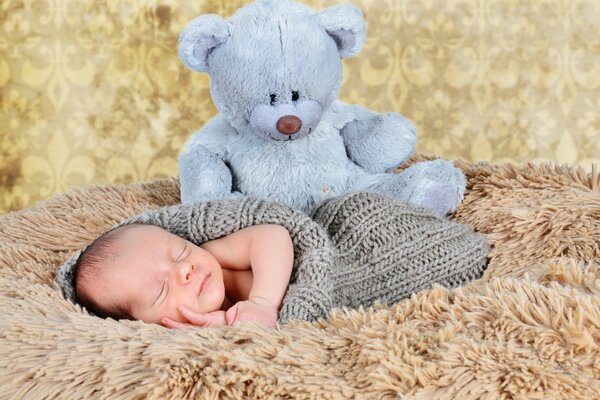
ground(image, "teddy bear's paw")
xmin=179 ymin=146 xmax=237 ymax=203
xmin=400 ymin=159 xmax=466 ymax=215
xmin=342 ymin=112 xmax=417 ymax=174
xmin=369 ymin=113 xmax=417 ymax=171
xmin=417 ymin=184 xmax=464 ymax=215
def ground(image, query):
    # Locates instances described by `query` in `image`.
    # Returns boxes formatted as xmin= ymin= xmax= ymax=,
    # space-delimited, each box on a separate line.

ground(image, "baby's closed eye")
xmin=176 ymin=244 xmax=188 ymax=261
xmin=153 ymin=280 xmax=168 ymax=305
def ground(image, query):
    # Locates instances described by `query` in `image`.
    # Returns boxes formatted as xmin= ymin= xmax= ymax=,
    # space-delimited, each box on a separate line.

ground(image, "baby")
xmin=73 ymin=223 xmax=294 ymax=329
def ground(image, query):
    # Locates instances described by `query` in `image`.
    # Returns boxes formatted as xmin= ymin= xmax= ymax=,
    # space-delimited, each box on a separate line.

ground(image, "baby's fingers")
xmin=177 ymin=306 xmax=211 ymax=326
xmin=160 ymin=317 xmax=196 ymax=329
xmin=226 ymin=303 xmax=239 ymax=326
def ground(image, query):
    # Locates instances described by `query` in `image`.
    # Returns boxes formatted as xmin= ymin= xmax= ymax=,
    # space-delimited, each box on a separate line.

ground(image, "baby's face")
xmin=93 ymin=225 xmax=225 ymax=325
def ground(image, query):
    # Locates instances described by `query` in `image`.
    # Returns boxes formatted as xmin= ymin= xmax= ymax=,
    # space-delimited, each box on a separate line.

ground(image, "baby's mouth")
xmin=197 ymin=274 xmax=211 ymax=297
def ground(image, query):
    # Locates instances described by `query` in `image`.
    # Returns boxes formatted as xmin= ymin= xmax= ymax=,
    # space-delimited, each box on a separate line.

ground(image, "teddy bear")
xmin=177 ymin=0 xmax=466 ymax=215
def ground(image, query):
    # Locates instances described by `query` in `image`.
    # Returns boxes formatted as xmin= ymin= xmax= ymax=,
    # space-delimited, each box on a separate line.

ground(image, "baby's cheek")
xmin=163 ymin=302 xmax=186 ymax=323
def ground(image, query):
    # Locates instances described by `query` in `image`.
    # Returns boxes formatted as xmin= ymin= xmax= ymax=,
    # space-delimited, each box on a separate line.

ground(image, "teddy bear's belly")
xmin=229 ymin=149 xmax=355 ymax=211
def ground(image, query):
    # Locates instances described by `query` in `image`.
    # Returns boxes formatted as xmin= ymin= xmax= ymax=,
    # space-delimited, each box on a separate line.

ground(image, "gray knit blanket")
xmin=57 ymin=191 xmax=489 ymax=324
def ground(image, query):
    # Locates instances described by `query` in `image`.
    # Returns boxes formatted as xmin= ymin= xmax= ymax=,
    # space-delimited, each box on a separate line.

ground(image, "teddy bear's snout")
xmin=276 ymin=115 xmax=302 ymax=135
xmin=248 ymin=101 xmax=322 ymax=140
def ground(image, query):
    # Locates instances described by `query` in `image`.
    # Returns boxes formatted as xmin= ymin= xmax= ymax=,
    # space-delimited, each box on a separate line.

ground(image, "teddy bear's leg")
xmin=352 ymin=159 xmax=466 ymax=215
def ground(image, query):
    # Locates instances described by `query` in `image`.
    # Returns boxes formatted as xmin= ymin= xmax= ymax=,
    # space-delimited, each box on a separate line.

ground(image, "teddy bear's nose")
xmin=276 ymin=115 xmax=302 ymax=135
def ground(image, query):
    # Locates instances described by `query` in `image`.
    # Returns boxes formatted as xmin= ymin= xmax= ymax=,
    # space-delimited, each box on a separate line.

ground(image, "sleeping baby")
xmin=73 ymin=223 xmax=294 ymax=329
xmin=59 ymin=193 xmax=490 ymax=329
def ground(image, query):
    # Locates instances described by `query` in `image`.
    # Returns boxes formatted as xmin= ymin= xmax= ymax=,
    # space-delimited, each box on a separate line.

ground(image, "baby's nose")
xmin=177 ymin=263 xmax=196 ymax=284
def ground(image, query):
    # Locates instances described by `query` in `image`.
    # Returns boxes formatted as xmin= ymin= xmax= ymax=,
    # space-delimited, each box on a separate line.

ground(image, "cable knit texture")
xmin=311 ymin=192 xmax=489 ymax=311
xmin=57 ymin=191 xmax=489 ymax=323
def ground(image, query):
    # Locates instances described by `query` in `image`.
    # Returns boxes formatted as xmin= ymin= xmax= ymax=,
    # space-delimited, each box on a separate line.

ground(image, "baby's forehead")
xmin=112 ymin=224 xmax=173 ymax=242
xmin=107 ymin=224 xmax=181 ymax=260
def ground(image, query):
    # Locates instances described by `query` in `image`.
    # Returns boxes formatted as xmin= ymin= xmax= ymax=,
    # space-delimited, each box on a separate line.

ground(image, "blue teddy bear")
xmin=178 ymin=0 xmax=466 ymax=215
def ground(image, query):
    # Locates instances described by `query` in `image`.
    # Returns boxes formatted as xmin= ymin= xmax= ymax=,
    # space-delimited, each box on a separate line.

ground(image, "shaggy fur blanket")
xmin=1 ymin=155 xmax=599 ymax=399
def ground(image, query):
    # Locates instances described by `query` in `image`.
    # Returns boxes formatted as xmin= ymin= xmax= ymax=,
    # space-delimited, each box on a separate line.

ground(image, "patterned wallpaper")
xmin=1 ymin=0 xmax=599 ymax=214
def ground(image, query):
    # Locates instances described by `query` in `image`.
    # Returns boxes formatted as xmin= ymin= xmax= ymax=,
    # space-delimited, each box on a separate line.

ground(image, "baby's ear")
xmin=178 ymin=14 xmax=231 ymax=72
xmin=317 ymin=4 xmax=366 ymax=58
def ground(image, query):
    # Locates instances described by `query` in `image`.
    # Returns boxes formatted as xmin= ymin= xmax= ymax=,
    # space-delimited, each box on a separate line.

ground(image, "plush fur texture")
xmin=1 ymin=155 xmax=599 ymax=399
xmin=178 ymin=0 xmax=466 ymax=215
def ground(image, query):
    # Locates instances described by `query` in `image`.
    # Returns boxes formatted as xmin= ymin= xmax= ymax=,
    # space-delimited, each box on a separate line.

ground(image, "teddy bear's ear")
xmin=317 ymin=4 xmax=366 ymax=58
xmin=179 ymin=14 xmax=231 ymax=72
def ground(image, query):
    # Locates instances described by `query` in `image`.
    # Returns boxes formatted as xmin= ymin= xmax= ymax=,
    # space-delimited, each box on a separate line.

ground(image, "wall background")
xmin=1 ymin=0 xmax=599 ymax=214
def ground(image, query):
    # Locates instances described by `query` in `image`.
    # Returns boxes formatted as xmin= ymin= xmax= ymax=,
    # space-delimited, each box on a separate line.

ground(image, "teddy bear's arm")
xmin=339 ymin=104 xmax=417 ymax=174
xmin=178 ymin=115 xmax=243 ymax=203
xmin=179 ymin=144 xmax=239 ymax=203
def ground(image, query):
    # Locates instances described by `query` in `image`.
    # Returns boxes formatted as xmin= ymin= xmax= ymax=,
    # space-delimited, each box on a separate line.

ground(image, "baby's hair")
xmin=74 ymin=224 xmax=149 ymax=320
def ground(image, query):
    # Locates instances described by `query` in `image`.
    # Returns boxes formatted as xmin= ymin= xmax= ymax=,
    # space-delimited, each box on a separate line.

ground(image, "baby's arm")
xmin=201 ymin=224 xmax=294 ymax=327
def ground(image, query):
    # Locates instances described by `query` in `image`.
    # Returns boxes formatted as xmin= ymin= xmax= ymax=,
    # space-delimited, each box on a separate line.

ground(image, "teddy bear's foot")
xmin=415 ymin=184 xmax=463 ymax=215
xmin=353 ymin=159 xmax=466 ymax=215
xmin=400 ymin=159 xmax=466 ymax=215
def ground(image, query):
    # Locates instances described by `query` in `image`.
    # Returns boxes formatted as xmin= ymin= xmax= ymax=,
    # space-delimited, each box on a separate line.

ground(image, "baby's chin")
xmin=197 ymin=274 xmax=226 ymax=311
xmin=146 ymin=277 xmax=226 ymax=324
xmin=172 ymin=281 xmax=226 ymax=322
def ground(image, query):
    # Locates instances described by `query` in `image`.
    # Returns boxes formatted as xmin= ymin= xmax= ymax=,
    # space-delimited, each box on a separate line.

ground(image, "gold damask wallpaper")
xmin=1 ymin=0 xmax=599 ymax=214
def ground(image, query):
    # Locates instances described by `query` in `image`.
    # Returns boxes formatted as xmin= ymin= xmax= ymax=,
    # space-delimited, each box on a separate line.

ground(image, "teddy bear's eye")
xmin=270 ymin=94 xmax=277 ymax=105
xmin=291 ymin=91 xmax=299 ymax=101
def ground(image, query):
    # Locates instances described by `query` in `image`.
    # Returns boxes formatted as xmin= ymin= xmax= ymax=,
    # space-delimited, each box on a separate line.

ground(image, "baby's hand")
xmin=225 ymin=297 xmax=279 ymax=328
xmin=161 ymin=306 xmax=227 ymax=329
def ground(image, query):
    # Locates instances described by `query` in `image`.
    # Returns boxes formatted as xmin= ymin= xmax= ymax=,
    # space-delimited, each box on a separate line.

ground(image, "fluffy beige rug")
xmin=1 ymin=155 xmax=599 ymax=399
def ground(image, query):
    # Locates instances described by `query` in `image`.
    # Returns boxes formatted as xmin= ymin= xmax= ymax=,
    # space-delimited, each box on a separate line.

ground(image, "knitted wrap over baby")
xmin=312 ymin=193 xmax=489 ymax=312
xmin=57 ymin=192 xmax=489 ymax=324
